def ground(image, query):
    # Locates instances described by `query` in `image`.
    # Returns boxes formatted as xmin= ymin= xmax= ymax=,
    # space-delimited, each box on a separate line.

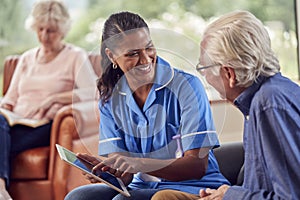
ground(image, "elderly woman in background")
xmin=0 ymin=0 xmax=97 ymax=199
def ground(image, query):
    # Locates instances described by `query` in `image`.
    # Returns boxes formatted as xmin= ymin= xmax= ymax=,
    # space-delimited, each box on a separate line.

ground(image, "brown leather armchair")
xmin=2 ymin=54 xmax=101 ymax=200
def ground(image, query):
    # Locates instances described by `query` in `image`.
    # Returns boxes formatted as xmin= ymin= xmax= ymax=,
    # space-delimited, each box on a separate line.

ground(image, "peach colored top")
xmin=1 ymin=43 xmax=97 ymax=118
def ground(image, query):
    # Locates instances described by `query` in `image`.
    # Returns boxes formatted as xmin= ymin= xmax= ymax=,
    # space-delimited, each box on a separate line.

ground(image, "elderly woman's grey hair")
xmin=25 ymin=0 xmax=71 ymax=37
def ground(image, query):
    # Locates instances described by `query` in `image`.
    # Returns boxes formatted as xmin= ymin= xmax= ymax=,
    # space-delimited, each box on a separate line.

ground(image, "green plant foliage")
xmin=0 ymin=0 xmax=298 ymax=96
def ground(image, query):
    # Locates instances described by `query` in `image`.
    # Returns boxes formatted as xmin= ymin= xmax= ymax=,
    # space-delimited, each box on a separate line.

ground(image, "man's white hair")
xmin=201 ymin=10 xmax=280 ymax=87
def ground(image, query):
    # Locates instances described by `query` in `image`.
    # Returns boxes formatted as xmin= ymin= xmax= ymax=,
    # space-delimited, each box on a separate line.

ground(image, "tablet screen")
xmin=73 ymin=158 xmax=123 ymax=190
xmin=56 ymin=144 xmax=130 ymax=197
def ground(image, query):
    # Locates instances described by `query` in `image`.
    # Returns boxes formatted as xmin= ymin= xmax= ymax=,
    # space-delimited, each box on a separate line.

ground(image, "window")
xmin=1 ymin=0 xmax=299 ymax=143
xmin=1 ymin=1 xmax=298 ymax=79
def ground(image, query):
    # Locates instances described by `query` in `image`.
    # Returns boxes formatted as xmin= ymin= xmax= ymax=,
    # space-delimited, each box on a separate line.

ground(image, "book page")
xmin=0 ymin=108 xmax=49 ymax=128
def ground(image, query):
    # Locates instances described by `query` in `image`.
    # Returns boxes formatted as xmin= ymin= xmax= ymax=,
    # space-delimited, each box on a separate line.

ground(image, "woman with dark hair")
xmin=98 ymin=11 xmax=149 ymax=104
xmin=64 ymin=11 xmax=229 ymax=200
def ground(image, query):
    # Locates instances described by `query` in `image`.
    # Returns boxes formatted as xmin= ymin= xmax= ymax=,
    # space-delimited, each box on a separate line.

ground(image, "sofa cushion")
xmin=214 ymin=142 xmax=244 ymax=186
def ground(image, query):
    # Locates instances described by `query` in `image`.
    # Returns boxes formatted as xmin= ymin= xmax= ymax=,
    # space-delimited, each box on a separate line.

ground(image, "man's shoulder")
xmin=253 ymin=74 xmax=300 ymax=109
xmin=260 ymin=74 xmax=299 ymax=96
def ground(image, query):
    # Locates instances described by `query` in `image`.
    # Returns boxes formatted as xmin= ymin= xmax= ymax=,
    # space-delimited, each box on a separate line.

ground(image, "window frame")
xmin=295 ymin=0 xmax=300 ymax=80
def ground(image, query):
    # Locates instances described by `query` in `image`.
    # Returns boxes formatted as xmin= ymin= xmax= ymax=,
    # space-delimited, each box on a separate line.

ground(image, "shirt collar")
xmin=116 ymin=56 xmax=174 ymax=96
xmin=234 ymin=75 xmax=268 ymax=116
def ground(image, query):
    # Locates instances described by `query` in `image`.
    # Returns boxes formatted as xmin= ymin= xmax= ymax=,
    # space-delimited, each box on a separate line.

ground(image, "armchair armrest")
xmin=49 ymin=99 xmax=99 ymax=158
xmin=51 ymin=100 xmax=99 ymax=140
xmin=48 ymin=100 xmax=99 ymax=199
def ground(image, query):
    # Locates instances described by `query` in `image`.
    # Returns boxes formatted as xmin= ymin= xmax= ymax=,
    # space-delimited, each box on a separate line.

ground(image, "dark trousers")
xmin=0 ymin=115 xmax=52 ymax=187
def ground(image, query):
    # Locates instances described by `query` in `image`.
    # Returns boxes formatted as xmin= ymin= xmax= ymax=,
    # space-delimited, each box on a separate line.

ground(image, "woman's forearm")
xmin=148 ymin=156 xmax=208 ymax=181
xmin=102 ymin=148 xmax=209 ymax=182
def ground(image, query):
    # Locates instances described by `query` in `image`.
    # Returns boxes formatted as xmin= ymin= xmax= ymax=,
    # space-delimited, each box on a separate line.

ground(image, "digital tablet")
xmin=55 ymin=144 xmax=131 ymax=197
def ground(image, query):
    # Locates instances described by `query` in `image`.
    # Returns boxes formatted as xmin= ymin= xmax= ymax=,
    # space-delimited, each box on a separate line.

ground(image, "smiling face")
xmin=106 ymin=28 xmax=157 ymax=90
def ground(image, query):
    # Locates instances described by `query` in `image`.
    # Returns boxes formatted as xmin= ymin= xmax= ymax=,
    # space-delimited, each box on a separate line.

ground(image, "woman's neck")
xmin=37 ymin=43 xmax=65 ymax=64
xmin=132 ymin=84 xmax=152 ymax=109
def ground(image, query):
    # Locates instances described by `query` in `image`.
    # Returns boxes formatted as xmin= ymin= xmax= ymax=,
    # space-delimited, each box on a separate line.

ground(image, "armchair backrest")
xmin=88 ymin=53 xmax=102 ymax=77
xmin=3 ymin=55 xmax=19 ymax=96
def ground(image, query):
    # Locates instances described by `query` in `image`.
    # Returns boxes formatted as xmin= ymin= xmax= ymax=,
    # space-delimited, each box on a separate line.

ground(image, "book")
xmin=0 ymin=108 xmax=49 ymax=128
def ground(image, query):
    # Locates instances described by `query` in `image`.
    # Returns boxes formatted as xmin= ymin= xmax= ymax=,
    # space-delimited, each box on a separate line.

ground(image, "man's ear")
xmin=105 ymin=48 xmax=115 ymax=64
xmin=223 ymin=67 xmax=236 ymax=88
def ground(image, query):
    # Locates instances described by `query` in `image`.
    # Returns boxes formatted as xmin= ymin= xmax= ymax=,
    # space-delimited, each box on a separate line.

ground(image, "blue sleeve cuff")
xmin=223 ymin=186 xmax=247 ymax=200
xmin=181 ymin=131 xmax=220 ymax=151
xmin=98 ymin=137 xmax=127 ymax=156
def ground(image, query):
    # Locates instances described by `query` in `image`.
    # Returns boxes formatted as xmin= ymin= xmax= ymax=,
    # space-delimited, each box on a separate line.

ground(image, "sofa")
xmin=214 ymin=142 xmax=244 ymax=186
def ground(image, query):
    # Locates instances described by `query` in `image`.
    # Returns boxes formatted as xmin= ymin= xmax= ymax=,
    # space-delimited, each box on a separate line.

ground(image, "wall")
xmin=210 ymin=100 xmax=244 ymax=143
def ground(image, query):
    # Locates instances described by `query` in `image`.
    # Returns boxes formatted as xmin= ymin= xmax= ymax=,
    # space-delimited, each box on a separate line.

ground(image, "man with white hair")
xmin=151 ymin=10 xmax=300 ymax=200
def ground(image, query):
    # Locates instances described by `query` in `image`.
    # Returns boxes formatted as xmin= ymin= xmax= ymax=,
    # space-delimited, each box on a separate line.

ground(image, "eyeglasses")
xmin=196 ymin=63 xmax=221 ymax=73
